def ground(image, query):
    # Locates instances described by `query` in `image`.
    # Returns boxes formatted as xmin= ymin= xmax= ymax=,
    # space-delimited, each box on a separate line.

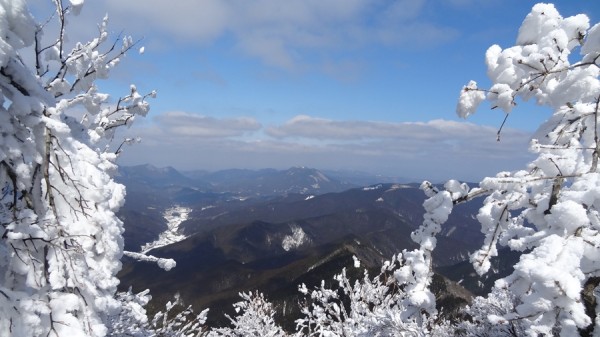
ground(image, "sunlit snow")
xmin=310 ymin=172 xmax=330 ymax=184
xmin=140 ymin=206 xmax=191 ymax=253
xmin=282 ymin=225 xmax=309 ymax=251
xmin=123 ymin=251 xmax=176 ymax=271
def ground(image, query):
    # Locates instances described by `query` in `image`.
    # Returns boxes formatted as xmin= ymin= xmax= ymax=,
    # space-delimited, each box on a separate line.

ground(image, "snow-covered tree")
xmin=295 ymin=255 xmax=434 ymax=336
xmin=438 ymin=287 xmax=527 ymax=337
xmin=107 ymin=289 xmax=155 ymax=337
xmin=148 ymin=293 xmax=209 ymax=337
xmin=423 ymin=3 xmax=600 ymax=336
xmin=0 ymin=0 xmax=155 ymax=336
xmin=108 ymin=289 xmax=209 ymax=337
xmin=208 ymin=291 xmax=287 ymax=337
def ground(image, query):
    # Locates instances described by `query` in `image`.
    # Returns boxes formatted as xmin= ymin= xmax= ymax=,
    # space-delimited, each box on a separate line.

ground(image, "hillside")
xmin=116 ymin=166 xmax=486 ymax=327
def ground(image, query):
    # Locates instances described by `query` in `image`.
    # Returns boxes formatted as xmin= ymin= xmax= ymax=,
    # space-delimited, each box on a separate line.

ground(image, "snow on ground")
xmin=282 ymin=224 xmax=309 ymax=251
xmin=363 ymin=184 xmax=382 ymax=191
xmin=385 ymin=184 xmax=411 ymax=191
xmin=311 ymin=172 xmax=330 ymax=183
xmin=140 ymin=206 xmax=191 ymax=254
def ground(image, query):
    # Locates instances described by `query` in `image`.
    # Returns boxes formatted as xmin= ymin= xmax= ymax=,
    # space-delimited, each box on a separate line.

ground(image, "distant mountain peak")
xmin=117 ymin=164 xmax=201 ymax=189
xmin=285 ymin=167 xmax=331 ymax=181
xmin=126 ymin=163 xmax=178 ymax=173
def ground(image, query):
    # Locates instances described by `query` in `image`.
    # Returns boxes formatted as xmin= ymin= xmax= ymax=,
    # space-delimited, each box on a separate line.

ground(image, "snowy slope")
xmin=140 ymin=206 xmax=191 ymax=253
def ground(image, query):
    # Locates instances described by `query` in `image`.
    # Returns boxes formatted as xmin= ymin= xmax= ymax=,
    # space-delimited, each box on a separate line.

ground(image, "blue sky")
xmin=43 ymin=1 xmax=600 ymax=182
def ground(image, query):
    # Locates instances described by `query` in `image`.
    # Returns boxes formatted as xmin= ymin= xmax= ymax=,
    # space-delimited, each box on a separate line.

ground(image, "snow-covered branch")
xmin=296 ymin=254 xmax=435 ymax=336
xmin=123 ymin=251 xmax=177 ymax=272
xmin=442 ymin=3 xmax=600 ymax=335
xmin=0 ymin=1 xmax=154 ymax=336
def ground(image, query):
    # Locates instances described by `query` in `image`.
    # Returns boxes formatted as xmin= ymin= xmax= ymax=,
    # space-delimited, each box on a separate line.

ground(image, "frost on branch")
xmin=0 ymin=1 xmax=153 ymax=336
xmin=440 ymin=287 xmax=527 ymax=336
xmin=208 ymin=291 xmax=286 ymax=337
xmin=123 ymin=251 xmax=177 ymax=271
xmin=149 ymin=293 xmax=209 ymax=337
xmin=442 ymin=3 xmax=600 ymax=336
xmin=108 ymin=289 xmax=209 ymax=337
xmin=296 ymin=255 xmax=435 ymax=336
xmin=457 ymin=80 xmax=486 ymax=118
xmin=106 ymin=289 xmax=152 ymax=337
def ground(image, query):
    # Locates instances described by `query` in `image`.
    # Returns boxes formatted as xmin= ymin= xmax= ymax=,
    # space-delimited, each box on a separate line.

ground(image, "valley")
xmin=116 ymin=165 xmax=506 ymax=329
xmin=141 ymin=206 xmax=191 ymax=254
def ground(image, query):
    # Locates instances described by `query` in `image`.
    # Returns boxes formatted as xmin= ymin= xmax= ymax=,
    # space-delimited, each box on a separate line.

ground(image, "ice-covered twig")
xmin=123 ymin=251 xmax=177 ymax=271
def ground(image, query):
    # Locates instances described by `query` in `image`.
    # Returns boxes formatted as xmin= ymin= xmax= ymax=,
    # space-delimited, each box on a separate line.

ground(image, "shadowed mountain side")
xmin=118 ymin=164 xmax=204 ymax=189
xmin=117 ymin=183 xmax=173 ymax=251
xmin=118 ymin=234 xmax=377 ymax=327
xmin=180 ymin=184 xmax=483 ymax=261
xmin=118 ymin=195 xmax=481 ymax=327
xmin=116 ymin=166 xmax=364 ymax=251
xmin=116 ymin=167 xmax=487 ymax=329
xmin=182 ymin=167 xmax=356 ymax=196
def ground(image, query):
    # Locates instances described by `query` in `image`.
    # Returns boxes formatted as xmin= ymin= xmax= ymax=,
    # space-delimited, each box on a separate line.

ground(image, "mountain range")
xmin=115 ymin=165 xmax=506 ymax=328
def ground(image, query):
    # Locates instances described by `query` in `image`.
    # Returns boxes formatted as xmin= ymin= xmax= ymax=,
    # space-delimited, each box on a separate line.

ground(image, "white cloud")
xmin=265 ymin=115 xmax=519 ymax=143
xmin=118 ymin=113 xmax=533 ymax=182
xmin=105 ymin=0 xmax=230 ymax=42
xmin=152 ymin=111 xmax=261 ymax=139
xmin=268 ymin=116 xmax=532 ymax=167
xmin=65 ymin=0 xmax=459 ymax=71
